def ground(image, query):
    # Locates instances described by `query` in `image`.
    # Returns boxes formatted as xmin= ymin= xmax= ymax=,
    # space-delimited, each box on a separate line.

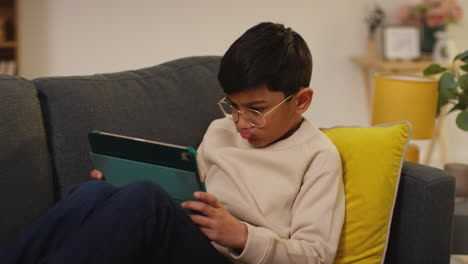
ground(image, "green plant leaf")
xmin=454 ymin=50 xmax=468 ymax=63
xmin=459 ymin=74 xmax=468 ymax=90
xmin=437 ymin=92 xmax=450 ymax=116
xmin=439 ymin=72 xmax=459 ymax=91
xmin=436 ymin=86 xmax=460 ymax=116
xmin=450 ymin=87 xmax=459 ymax=98
xmin=461 ymin=64 xmax=468 ymax=73
xmin=447 ymin=88 xmax=459 ymax=100
xmin=439 ymin=93 xmax=450 ymax=105
xmin=456 ymin=110 xmax=468 ymax=131
xmin=424 ymin=64 xmax=447 ymax=75
xmin=457 ymin=92 xmax=468 ymax=109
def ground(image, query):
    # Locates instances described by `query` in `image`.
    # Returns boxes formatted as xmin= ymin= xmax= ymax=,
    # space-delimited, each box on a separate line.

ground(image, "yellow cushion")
xmin=321 ymin=122 xmax=410 ymax=264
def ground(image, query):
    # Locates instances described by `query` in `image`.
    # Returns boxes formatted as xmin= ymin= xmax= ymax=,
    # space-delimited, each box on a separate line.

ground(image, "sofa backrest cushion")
xmin=33 ymin=56 xmax=224 ymax=199
xmin=0 ymin=75 xmax=54 ymax=247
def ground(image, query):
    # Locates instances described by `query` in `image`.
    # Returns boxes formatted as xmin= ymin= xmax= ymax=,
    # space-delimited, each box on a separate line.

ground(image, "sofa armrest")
xmin=385 ymin=161 xmax=455 ymax=264
xmin=453 ymin=201 xmax=468 ymax=254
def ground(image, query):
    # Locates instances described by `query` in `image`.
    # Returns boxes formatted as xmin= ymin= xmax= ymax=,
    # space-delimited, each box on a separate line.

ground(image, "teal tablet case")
xmin=88 ymin=131 xmax=206 ymax=206
xmin=90 ymin=153 xmax=205 ymax=205
xmin=88 ymin=131 xmax=199 ymax=172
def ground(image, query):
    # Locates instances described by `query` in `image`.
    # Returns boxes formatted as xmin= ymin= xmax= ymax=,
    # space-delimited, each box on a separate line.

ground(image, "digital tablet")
xmin=88 ymin=130 xmax=206 ymax=205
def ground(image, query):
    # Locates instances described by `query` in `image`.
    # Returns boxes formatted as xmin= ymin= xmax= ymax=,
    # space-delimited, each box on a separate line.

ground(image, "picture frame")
xmin=381 ymin=25 xmax=421 ymax=61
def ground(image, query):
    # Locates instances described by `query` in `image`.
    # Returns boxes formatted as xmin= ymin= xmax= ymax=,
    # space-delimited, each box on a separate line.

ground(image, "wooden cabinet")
xmin=0 ymin=0 xmax=18 ymax=75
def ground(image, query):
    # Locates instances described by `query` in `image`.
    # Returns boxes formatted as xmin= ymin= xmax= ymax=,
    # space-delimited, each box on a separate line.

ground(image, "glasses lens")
xmin=245 ymin=110 xmax=265 ymax=127
xmin=219 ymin=102 xmax=265 ymax=127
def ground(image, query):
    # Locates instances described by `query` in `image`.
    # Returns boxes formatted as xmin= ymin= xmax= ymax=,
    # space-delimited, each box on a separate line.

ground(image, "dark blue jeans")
xmin=0 ymin=181 xmax=230 ymax=264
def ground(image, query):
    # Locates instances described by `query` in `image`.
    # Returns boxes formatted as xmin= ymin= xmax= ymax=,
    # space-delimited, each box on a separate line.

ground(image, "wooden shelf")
xmin=0 ymin=41 xmax=17 ymax=48
xmin=350 ymin=56 xmax=442 ymax=72
xmin=0 ymin=0 xmax=18 ymax=75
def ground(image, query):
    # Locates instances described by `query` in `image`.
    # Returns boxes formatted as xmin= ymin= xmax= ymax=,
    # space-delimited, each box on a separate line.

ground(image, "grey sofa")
xmin=0 ymin=56 xmax=456 ymax=263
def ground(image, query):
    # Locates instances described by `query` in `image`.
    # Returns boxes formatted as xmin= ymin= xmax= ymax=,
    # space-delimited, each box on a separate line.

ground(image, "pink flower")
xmin=450 ymin=4 xmax=463 ymax=21
xmin=426 ymin=7 xmax=449 ymax=27
xmin=399 ymin=0 xmax=463 ymax=28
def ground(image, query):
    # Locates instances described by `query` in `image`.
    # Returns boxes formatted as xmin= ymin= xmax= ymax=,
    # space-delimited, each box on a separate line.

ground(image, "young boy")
xmin=182 ymin=22 xmax=345 ymax=263
xmin=1 ymin=22 xmax=344 ymax=264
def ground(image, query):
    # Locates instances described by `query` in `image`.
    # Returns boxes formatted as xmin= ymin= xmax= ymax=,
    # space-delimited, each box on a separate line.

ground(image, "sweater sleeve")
xmin=196 ymin=141 xmax=207 ymax=182
xmin=228 ymin=149 xmax=345 ymax=264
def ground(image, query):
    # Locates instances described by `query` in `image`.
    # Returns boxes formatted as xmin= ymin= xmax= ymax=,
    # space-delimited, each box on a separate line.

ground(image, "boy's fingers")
xmin=182 ymin=201 xmax=215 ymax=216
xmin=90 ymin=169 xmax=104 ymax=180
xmin=189 ymin=214 xmax=212 ymax=228
xmin=194 ymin=192 xmax=222 ymax=208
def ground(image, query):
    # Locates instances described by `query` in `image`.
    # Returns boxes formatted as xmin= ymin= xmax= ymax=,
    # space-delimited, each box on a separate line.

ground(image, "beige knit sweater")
xmin=197 ymin=117 xmax=345 ymax=264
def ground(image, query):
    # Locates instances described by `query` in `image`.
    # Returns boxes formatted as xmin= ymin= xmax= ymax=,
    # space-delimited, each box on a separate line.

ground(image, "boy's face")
xmin=225 ymin=84 xmax=306 ymax=148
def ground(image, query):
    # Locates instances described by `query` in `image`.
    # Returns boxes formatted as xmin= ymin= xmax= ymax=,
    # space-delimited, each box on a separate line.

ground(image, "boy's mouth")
xmin=239 ymin=130 xmax=253 ymax=139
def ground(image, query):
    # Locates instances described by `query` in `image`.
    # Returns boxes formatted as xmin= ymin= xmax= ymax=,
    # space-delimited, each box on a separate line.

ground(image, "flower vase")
xmin=421 ymin=24 xmax=446 ymax=54
xmin=432 ymin=31 xmax=457 ymax=62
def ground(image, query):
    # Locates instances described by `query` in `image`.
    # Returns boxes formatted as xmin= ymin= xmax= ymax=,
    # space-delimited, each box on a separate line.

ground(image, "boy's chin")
xmin=246 ymin=138 xmax=271 ymax=148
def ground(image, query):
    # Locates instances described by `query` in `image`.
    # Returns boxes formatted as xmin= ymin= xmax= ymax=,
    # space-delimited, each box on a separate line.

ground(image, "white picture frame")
xmin=382 ymin=25 xmax=421 ymax=61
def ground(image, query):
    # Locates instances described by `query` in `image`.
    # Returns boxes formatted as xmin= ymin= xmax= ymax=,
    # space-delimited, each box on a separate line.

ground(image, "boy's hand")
xmin=90 ymin=169 xmax=104 ymax=180
xmin=182 ymin=192 xmax=248 ymax=250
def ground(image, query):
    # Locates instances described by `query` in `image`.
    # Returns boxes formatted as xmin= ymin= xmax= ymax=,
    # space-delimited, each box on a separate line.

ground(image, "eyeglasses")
xmin=217 ymin=94 xmax=294 ymax=128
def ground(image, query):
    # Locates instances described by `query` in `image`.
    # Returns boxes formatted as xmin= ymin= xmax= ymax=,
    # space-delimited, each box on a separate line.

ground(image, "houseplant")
xmin=424 ymin=50 xmax=468 ymax=130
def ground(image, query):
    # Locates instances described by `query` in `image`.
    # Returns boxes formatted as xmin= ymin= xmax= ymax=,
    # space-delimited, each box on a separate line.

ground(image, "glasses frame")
xmin=217 ymin=94 xmax=294 ymax=128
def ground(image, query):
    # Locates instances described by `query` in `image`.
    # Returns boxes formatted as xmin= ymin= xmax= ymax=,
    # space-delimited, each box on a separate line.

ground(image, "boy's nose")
xmin=236 ymin=114 xmax=253 ymax=129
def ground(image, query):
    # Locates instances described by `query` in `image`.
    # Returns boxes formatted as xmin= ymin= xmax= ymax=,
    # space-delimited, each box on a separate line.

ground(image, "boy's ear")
xmin=294 ymin=87 xmax=313 ymax=114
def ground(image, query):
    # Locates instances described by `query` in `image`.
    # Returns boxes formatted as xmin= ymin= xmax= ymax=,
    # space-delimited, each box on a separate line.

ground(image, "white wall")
xmin=19 ymin=0 xmax=468 ymax=168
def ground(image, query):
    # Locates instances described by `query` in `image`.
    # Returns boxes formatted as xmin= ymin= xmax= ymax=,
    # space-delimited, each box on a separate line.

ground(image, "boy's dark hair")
xmin=218 ymin=22 xmax=313 ymax=96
